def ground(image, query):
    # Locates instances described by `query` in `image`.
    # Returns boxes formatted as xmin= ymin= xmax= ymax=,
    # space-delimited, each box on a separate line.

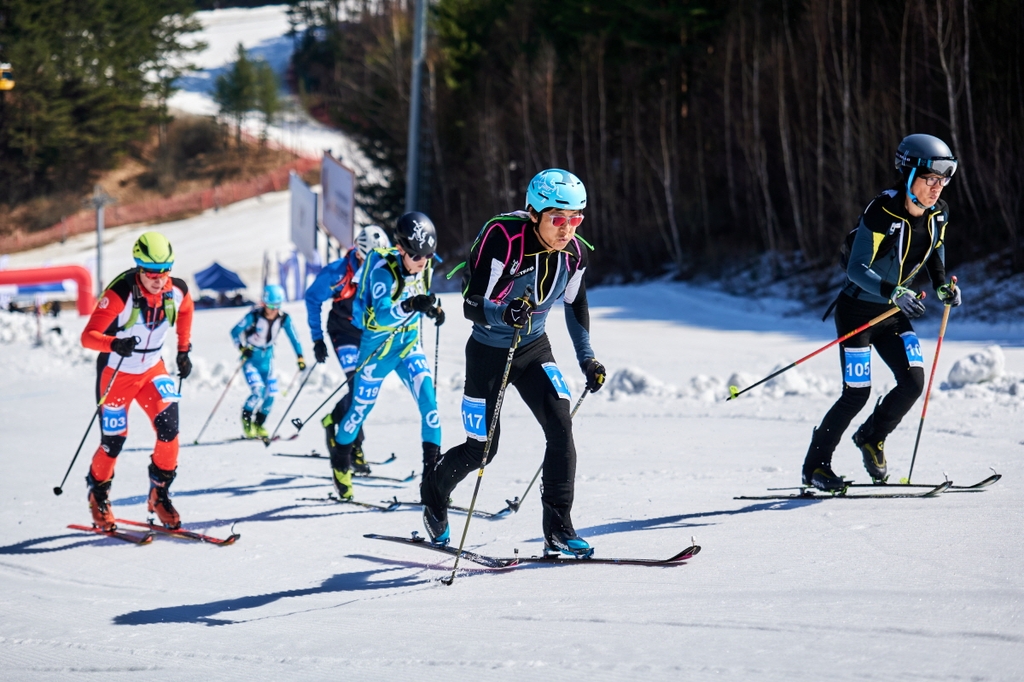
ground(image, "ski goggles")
xmin=919 ymin=158 xmax=958 ymax=177
xmin=135 ymin=261 xmax=173 ymax=274
xmin=549 ymin=214 xmax=584 ymax=229
xmin=139 ymin=267 xmax=172 ymax=279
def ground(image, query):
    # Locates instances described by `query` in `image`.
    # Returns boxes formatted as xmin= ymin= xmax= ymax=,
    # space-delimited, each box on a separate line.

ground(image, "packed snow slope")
xmin=168 ymin=4 xmax=373 ymax=176
xmin=1 ymin=190 xmax=1023 ymax=681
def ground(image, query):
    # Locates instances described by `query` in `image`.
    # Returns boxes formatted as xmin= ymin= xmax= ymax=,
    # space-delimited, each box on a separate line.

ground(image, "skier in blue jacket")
xmin=327 ymin=212 xmax=445 ymax=500
xmin=231 ymin=284 xmax=305 ymax=439
xmin=305 ymin=226 xmax=390 ymax=472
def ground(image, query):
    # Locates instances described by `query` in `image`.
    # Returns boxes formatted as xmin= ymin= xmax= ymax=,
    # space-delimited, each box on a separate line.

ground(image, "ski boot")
xmin=147 ymin=463 xmax=181 ymax=529
xmin=242 ymin=409 xmax=256 ymax=439
xmin=802 ymin=464 xmax=849 ymax=493
xmin=253 ymin=412 xmax=270 ymax=440
xmin=543 ymin=499 xmax=593 ymax=558
xmin=422 ymin=441 xmax=441 ymax=475
xmin=86 ymin=472 xmax=116 ymax=531
xmin=852 ymin=424 xmax=888 ymax=483
xmin=422 ymin=502 xmax=450 ymax=546
xmin=332 ymin=468 xmax=354 ymax=501
xmin=351 ymin=443 xmax=371 ymax=475
xmin=544 ymin=528 xmax=593 ymax=558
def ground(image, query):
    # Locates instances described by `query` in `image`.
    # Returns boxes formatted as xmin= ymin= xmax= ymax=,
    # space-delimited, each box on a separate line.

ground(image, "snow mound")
xmin=0 ymin=311 xmax=95 ymax=365
xmin=947 ymin=345 xmax=1005 ymax=387
xmin=607 ymin=367 xmax=676 ymax=398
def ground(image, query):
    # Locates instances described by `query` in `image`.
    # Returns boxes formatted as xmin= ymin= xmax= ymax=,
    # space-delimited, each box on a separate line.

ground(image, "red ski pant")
xmin=89 ymin=360 xmax=180 ymax=482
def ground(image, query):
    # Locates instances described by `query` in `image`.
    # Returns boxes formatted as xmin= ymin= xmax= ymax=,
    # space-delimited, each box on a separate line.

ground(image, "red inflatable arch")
xmin=0 ymin=265 xmax=96 ymax=316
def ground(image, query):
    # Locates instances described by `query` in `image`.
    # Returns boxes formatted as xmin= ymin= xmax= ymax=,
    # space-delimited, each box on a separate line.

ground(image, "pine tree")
xmin=213 ymin=43 xmax=257 ymax=149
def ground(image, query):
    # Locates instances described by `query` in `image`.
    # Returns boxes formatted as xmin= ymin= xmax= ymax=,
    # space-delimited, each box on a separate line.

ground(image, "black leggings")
xmin=423 ymin=335 xmax=575 ymax=529
xmin=807 ymin=294 xmax=925 ymax=466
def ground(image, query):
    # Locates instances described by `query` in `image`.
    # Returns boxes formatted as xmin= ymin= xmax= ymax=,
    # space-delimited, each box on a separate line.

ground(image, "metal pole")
xmin=96 ymin=203 xmax=104 ymax=297
xmin=404 ymin=0 xmax=427 ymax=212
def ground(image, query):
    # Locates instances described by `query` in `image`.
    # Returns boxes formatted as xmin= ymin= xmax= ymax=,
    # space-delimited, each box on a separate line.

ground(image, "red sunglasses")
xmin=549 ymin=215 xmax=584 ymax=228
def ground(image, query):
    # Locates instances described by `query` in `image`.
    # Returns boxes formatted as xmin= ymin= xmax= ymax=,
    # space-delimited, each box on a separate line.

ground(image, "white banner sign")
xmin=321 ymin=153 xmax=356 ymax=249
xmin=289 ymin=171 xmax=318 ymax=263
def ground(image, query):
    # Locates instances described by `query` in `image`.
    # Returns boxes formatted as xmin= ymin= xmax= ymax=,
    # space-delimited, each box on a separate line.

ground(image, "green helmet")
xmin=133 ymin=232 xmax=174 ymax=271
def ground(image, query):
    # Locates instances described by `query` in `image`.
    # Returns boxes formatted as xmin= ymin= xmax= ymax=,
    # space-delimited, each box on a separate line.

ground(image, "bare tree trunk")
xmin=752 ymin=7 xmax=778 ymax=262
xmin=660 ymin=77 xmax=684 ymax=270
xmin=777 ymin=34 xmax=808 ymax=259
xmin=815 ymin=2 xmax=827 ymax=255
xmin=544 ymin=44 xmax=558 ymax=167
xmin=934 ymin=0 xmax=980 ymax=216
xmin=724 ymin=31 xmax=740 ymax=223
xmin=900 ymin=0 xmax=910 ymax=134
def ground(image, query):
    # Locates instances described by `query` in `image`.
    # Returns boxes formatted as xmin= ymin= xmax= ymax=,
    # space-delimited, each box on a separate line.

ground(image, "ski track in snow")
xmin=2 ymin=7 xmax=1024 ymax=682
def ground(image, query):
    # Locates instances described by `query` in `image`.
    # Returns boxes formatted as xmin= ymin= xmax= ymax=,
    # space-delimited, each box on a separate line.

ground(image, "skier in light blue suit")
xmin=327 ymin=212 xmax=445 ymax=500
xmin=230 ymin=284 xmax=305 ymax=439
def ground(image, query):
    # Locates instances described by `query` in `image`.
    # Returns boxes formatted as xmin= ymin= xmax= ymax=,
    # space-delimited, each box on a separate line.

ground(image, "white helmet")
xmin=354 ymin=225 xmax=391 ymax=258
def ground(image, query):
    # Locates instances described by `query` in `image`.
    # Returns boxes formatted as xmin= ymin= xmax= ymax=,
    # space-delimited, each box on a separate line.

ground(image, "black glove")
xmin=581 ymin=358 xmax=606 ymax=393
xmin=313 ymin=338 xmax=328 ymax=363
xmin=937 ymin=281 xmax=961 ymax=307
xmin=239 ymin=345 xmax=253 ymax=360
xmin=297 ymin=356 xmax=307 ymax=371
xmin=110 ymin=336 xmax=138 ymax=358
xmin=177 ymin=351 xmax=192 ymax=379
xmin=891 ymin=286 xmax=926 ymax=319
xmin=432 ymin=306 xmax=445 ymax=326
xmin=502 ymin=297 xmax=533 ymax=329
xmin=401 ymin=293 xmax=437 ymax=314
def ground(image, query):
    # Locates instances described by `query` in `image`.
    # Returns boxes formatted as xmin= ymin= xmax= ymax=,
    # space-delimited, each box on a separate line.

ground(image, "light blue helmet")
xmin=263 ymin=284 xmax=285 ymax=309
xmin=525 ymin=169 xmax=587 ymax=212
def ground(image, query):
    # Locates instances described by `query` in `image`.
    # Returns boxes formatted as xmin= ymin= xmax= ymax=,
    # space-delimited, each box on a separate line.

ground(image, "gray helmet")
xmin=895 ymin=134 xmax=958 ymax=178
xmin=895 ymin=134 xmax=957 ymax=209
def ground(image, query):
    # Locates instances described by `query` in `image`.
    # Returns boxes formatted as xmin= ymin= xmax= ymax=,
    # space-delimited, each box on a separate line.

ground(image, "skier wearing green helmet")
xmin=80 ymin=231 xmax=195 ymax=531
xmin=420 ymin=168 xmax=607 ymax=558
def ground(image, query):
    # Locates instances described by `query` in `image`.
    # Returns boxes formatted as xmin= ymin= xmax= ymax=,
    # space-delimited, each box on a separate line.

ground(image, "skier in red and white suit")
xmin=80 ymin=231 xmax=194 ymax=530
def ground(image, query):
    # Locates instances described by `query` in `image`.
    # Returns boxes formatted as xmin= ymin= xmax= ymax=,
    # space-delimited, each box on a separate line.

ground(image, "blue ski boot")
xmin=544 ymin=528 xmax=594 ymax=559
xmin=422 ymin=503 xmax=450 ymax=546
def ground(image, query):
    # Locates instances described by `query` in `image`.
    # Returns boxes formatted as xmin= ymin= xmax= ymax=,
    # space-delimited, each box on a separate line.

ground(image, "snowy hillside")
xmin=2 ymin=176 xmax=1024 ymax=681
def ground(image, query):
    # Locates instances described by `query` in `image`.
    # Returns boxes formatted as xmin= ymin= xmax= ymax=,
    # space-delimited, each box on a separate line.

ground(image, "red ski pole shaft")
xmin=907 ymin=277 xmax=956 ymax=482
xmin=727 ymin=299 xmax=918 ymax=401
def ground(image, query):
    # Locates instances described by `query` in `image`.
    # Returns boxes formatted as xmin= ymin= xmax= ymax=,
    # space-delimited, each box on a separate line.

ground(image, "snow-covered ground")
xmin=168 ymin=4 xmax=374 ymax=178
xmin=2 ymin=182 xmax=1024 ymax=680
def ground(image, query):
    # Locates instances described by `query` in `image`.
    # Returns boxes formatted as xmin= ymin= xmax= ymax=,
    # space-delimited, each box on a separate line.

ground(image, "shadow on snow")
xmin=114 ymin=567 xmax=428 ymax=627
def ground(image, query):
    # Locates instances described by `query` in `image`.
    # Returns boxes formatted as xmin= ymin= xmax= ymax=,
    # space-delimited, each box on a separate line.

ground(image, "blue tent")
xmin=194 ymin=262 xmax=246 ymax=292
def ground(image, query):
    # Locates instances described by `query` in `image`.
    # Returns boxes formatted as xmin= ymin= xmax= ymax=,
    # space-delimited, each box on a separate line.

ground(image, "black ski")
xmin=392 ymin=500 xmax=512 ymax=520
xmin=68 ymin=523 xmax=154 ymax=545
xmin=272 ymin=451 xmax=398 ymax=466
xmin=737 ymin=480 xmax=952 ymax=500
xmin=114 ymin=518 xmax=240 ymax=546
xmin=365 ymin=533 xmax=701 ymax=568
xmin=123 ymin=437 xmax=251 ymax=453
xmin=296 ymin=494 xmax=402 ymax=511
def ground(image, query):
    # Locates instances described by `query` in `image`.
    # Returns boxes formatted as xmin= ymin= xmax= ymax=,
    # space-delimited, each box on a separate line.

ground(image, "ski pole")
xmin=905 ymin=278 xmax=955 ymax=483
xmin=442 ymin=287 xmax=531 ymax=586
xmin=287 ymin=312 xmax=417 ymax=435
xmin=505 ymin=390 xmax=589 ymax=513
xmin=433 ymin=314 xmax=441 ymax=384
xmin=727 ymin=296 xmax=923 ymax=401
xmin=192 ymin=358 xmax=246 ymax=444
xmin=280 ymin=366 xmax=303 ymax=398
xmin=268 ymin=363 xmax=318 ymax=443
xmin=53 ymin=354 xmax=127 ymax=496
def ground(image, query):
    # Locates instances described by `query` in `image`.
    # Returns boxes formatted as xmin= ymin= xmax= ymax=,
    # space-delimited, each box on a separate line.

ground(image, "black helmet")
xmin=895 ymin=134 xmax=958 ymax=178
xmin=394 ymin=211 xmax=437 ymax=257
